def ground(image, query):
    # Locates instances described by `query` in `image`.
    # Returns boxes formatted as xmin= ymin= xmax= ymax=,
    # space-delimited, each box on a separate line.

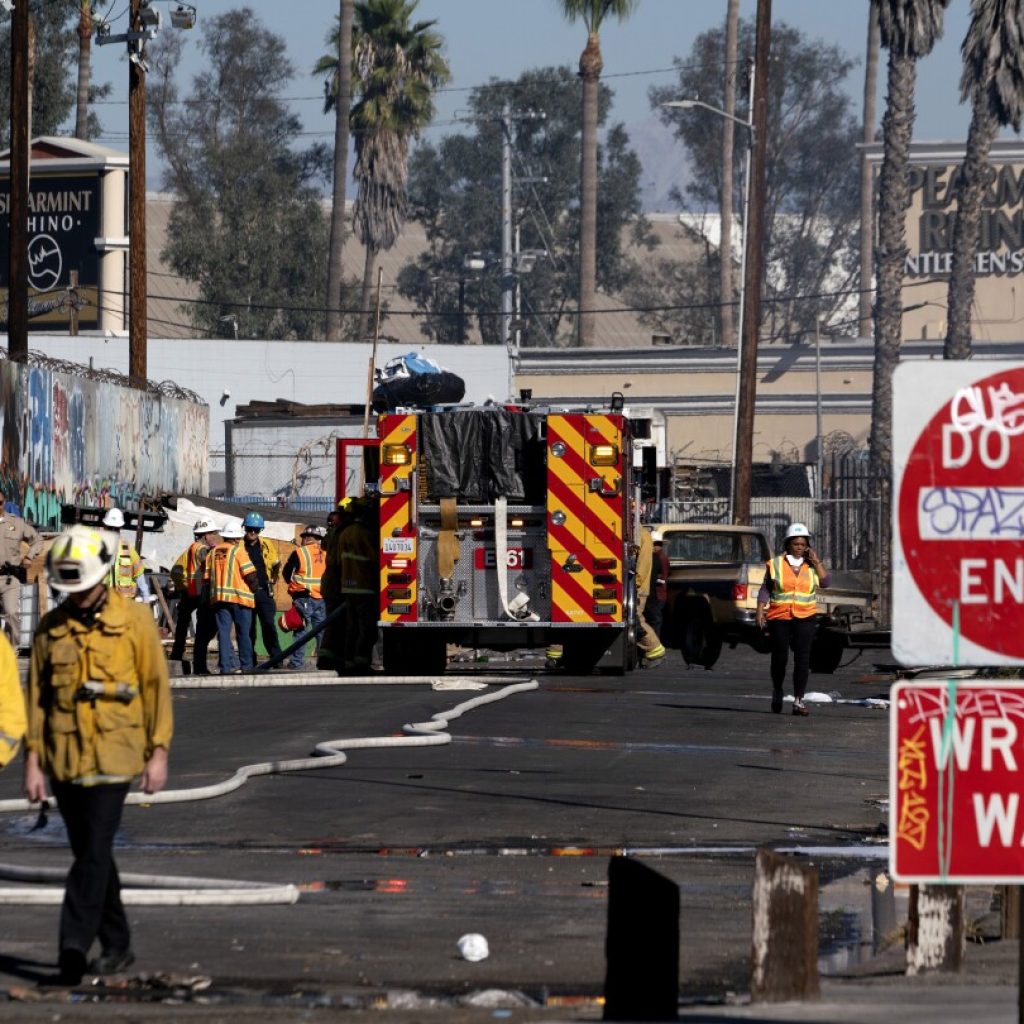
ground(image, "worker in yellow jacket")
xmin=0 ymin=632 xmax=24 ymax=769
xmin=23 ymin=525 xmax=173 ymax=985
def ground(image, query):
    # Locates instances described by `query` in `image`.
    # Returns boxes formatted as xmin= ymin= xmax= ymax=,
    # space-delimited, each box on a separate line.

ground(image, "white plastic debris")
xmin=457 ymin=933 xmax=490 ymax=962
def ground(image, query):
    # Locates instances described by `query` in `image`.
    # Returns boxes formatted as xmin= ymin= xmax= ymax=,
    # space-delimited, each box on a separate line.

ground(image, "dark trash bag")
xmin=371 ymin=352 xmax=465 ymax=412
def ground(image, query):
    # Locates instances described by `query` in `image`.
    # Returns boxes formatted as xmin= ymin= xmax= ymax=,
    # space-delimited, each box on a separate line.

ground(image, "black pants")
xmin=342 ymin=594 xmax=377 ymax=671
xmin=767 ymin=616 xmax=817 ymax=699
xmin=170 ymin=594 xmax=216 ymax=673
xmin=250 ymin=588 xmax=282 ymax=659
xmin=51 ymin=781 xmax=131 ymax=959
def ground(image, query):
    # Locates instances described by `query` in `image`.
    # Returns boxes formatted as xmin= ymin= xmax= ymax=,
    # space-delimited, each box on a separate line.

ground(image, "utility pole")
xmin=8 ymin=0 xmax=30 ymax=361
xmin=500 ymin=102 xmax=514 ymax=357
xmin=732 ymin=0 xmax=771 ymax=525
xmin=128 ymin=0 xmax=147 ymax=387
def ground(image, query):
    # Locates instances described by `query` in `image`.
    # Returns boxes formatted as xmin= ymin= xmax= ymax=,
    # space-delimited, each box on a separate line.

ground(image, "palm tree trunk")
xmin=871 ymin=52 xmax=916 ymax=482
xmin=74 ymin=2 xmax=93 ymax=140
xmin=578 ymin=32 xmax=601 ymax=348
xmin=360 ymin=244 xmax=377 ymax=340
xmin=719 ymin=0 xmax=739 ymax=349
xmin=859 ymin=0 xmax=880 ymax=335
xmin=944 ymin=91 xmax=998 ymax=360
xmin=325 ymin=0 xmax=353 ymax=341
xmin=871 ymin=50 xmax=917 ymax=629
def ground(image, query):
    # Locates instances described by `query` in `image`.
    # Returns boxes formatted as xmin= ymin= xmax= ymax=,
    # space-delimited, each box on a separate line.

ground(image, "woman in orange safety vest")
xmin=282 ymin=525 xmax=327 ymax=670
xmin=755 ymin=523 xmax=830 ymax=718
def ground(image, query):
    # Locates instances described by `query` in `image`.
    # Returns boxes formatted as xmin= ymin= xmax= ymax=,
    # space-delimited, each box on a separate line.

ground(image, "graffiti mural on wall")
xmin=0 ymin=361 xmax=208 ymax=530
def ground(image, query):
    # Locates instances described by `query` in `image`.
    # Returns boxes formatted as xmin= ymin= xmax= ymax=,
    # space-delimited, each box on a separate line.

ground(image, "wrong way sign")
xmin=893 ymin=361 xmax=1024 ymax=666
xmin=891 ymin=681 xmax=1024 ymax=882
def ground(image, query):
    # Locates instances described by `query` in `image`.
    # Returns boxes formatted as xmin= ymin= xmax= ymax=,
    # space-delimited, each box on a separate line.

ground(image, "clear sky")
xmin=84 ymin=0 xmax=985 ymax=188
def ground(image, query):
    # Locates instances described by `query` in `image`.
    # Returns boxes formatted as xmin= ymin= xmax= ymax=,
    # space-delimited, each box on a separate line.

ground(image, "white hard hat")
xmin=193 ymin=518 xmax=218 ymax=535
xmin=47 ymin=526 xmax=114 ymax=593
xmin=102 ymin=507 xmax=125 ymax=529
xmin=650 ymin=530 xmax=664 ymax=543
xmin=783 ymin=522 xmax=811 ymax=542
xmin=221 ymin=522 xmax=244 ymax=540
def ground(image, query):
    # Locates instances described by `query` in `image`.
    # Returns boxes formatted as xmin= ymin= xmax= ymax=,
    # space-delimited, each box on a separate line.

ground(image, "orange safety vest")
xmin=287 ymin=545 xmax=326 ymax=599
xmin=174 ymin=540 xmax=209 ymax=598
xmin=765 ymin=555 xmax=819 ymax=620
xmin=204 ymin=542 xmax=256 ymax=607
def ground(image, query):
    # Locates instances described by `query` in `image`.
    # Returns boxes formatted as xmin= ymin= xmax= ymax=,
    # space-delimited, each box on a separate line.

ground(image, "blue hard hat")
xmin=242 ymin=511 xmax=265 ymax=530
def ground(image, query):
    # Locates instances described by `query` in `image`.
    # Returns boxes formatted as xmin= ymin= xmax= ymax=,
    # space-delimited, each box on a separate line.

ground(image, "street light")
xmin=661 ymin=88 xmax=755 ymax=522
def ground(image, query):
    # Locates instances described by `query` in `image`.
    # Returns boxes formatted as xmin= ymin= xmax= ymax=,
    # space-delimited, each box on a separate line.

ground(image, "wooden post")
xmin=68 ymin=270 xmax=79 ymax=336
xmin=751 ymin=848 xmax=819 ymax=1002
xmin=871 ymin=868 xmax=898 ymax=952
xmin=361 ymin=266 xmax=384 ymax=441
xmin=906 ymin=884 xmax=965 ymax=975
xmin=603 ymin=855 xmax=679 ymax=1021
xmin=1001 ymin=885 xmax=1020 ymax=940
xmin=7 ymin=0 xmax=30 ymax=361
xmin=127 ymin=0 xmax=147 ymax=387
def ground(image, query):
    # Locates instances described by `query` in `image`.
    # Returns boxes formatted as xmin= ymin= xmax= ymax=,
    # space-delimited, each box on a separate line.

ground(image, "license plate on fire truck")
xmin=474 ymin=547 xmax=533 ymax=570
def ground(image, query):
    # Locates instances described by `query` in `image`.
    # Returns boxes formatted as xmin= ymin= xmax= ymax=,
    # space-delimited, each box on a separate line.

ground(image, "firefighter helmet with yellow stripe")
xmin=47 ymin=526 xmax=114 ymax=593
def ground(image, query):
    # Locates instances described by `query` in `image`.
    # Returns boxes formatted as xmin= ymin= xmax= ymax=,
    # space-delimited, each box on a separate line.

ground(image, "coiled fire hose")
xmin=0 ymin=680 xmax=539 ymax=905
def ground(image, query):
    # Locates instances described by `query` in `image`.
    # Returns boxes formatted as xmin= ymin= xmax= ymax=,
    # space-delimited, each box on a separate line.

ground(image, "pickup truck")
xmin=655 ymin=523 xmax=870 ymax=673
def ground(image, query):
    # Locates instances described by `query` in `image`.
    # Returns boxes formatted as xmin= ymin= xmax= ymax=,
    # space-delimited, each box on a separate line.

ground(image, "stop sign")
xmin=894 ymin=361 xmax=1024 ymax=666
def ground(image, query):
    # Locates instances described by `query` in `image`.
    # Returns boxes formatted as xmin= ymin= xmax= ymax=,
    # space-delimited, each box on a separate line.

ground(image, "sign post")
xmin=893 ymin=361 xmax=1024 ymax=666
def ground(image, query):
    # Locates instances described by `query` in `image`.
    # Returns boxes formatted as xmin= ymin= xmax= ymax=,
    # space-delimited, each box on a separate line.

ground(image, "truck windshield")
xmin=663 ymin=532 xmax=766 ymax=564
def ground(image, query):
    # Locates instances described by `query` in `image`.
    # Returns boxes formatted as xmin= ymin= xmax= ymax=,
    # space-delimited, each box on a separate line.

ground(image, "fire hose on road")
xmin=0 ymin=680 xmax=539 ymax=905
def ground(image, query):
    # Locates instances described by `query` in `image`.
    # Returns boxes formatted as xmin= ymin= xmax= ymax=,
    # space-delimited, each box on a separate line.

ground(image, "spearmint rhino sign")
xmin=0 ymin=174 xmax=101 ymax=329
xmin=906 ymin=163 xmax=1024 ymax=278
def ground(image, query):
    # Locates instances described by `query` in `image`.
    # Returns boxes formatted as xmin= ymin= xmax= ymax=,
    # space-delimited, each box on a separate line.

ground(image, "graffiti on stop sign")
xmin=893 ymin=361 xmax=1024 ymax=666
xmin=891 ymin=681 xmax=1024 ymax=882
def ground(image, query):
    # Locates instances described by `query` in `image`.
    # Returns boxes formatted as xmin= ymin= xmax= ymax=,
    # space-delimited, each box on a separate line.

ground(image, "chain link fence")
xmin=219 ymin=450 xmax=337 ymax=513
xmin=658 ymin=451 xmax=885 ymax=578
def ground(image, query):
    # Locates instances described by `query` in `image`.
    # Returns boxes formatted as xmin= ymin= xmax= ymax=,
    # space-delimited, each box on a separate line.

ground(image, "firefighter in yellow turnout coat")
xmin=23 ymin=526 xmax=173 ymax=985
xmin=0 ymin=633 xmax=24 ymax=769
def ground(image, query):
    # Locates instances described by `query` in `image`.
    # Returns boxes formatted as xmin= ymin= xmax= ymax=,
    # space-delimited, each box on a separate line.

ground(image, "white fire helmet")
xmin=102 ymin=507 xmax=125 ymax=530
xmin=47 ymin=526 xmax=114 ymax=593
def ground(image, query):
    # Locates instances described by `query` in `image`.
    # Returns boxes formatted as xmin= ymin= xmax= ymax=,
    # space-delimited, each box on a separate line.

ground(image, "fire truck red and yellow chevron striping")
xmin=546 ymin=414 xmax=626 ymax=624
xmin=378 ymin=414 xmax=417 ymax=622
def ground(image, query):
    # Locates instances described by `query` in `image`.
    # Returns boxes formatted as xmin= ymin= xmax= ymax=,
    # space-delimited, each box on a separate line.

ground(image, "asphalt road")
xmin=0 ymin=643 xmax=1010 ymax=1022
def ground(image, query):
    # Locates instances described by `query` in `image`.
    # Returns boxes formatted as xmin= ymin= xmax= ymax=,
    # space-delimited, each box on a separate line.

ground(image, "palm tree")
xmin=314 ymin=3 xmax=355 ymax=341
xmin=74 ymin=2 xmax=95 ymax=139
xmin=944 ymin=0 xmax=1024 ymax=358
xmin=560 ymin=0 xmax=638 ymax=347
xmin=871 ymin=0 xmax=949 ymax=487
xmin=859 ymin=1 xmax=881 ymax=335
xmin=347 ymin=0 xmax=450 ymax=337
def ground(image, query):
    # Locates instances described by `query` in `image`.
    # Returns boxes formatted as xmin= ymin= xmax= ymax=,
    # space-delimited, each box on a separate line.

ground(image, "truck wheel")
xmin=810 ymin=630 xmax=845 ymax=674
xmin=682 ymin=610 xmax=722 ymax=670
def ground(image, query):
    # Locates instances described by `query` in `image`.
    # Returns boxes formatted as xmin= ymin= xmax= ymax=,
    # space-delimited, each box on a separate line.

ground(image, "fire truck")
xmin=338 ymin=403 xmax=641 ymax=675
